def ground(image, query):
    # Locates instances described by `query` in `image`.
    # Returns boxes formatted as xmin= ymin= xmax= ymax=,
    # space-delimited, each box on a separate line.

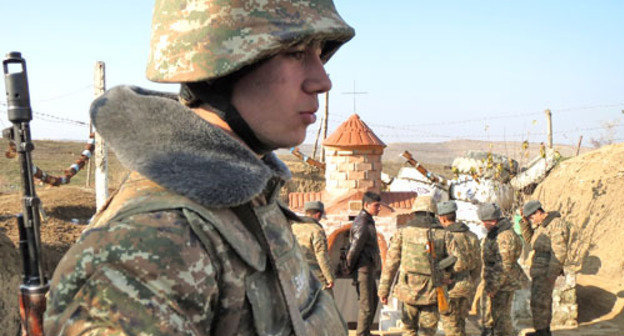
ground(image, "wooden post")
xmin=85 ymin=123 xmax=93 ymax=188
xmin=94 ymin=61 xmax=108 ymax=211
xmin=545 ymin=109 xmax=553 ymax=148
xmin=320 ymin=91 xmax=329 ymax=162
xmin=311 ymin=115 xmax=323 ymax=160
xmin=576 ymin=135 xmax=583 ymax=156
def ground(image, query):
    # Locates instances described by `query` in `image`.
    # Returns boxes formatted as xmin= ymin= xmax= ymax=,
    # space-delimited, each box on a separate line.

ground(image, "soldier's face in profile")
xmin=528 ymin=210 xmax=545 ymax=225
xmin=365 ymin=201 xmax=382 ymax=216
xmin=231 ymin=41 xmax=331 ymax=148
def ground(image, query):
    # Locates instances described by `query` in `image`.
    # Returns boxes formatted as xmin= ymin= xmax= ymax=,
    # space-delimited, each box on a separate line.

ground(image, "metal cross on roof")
xmin=342 ymin=80 xmax=367 ymax=114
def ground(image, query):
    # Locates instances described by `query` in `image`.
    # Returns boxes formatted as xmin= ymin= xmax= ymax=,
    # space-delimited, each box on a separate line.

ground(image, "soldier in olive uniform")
xmin=521 ymin=200 xmax=571 ymax=336
xmin=478 ymin=203 xmax=529 ymax=336
xmin=44 ymin=1 xmax=354 ymax=335
xmin=292 ymin=201 xmax=335 ymax=290
xmin=378 ymin=196 xmax=447 ymax=336
xmin=437 ymin=201 xmax=482 ymax=336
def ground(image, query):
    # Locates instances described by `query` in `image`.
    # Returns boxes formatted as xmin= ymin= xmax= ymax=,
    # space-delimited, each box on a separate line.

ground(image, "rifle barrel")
xmin=4 ymin=52 xmax=48 ymax=336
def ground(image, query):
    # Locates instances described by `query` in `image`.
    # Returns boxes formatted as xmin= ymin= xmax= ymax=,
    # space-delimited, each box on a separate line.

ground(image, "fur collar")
xmin=487 ymin=218 xmax=513 ymax=240
xmin=497 ymin=218 xmax=513 ymax=232
xmin=445 ymin=222 xmax=470 ymax=232
xmin=90 ymin=85 xmax=291 ymax=208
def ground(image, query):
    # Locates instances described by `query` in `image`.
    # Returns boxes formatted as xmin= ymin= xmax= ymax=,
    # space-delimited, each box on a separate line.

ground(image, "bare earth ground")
xmin=1 ymin=141 xmax=622 ymax=335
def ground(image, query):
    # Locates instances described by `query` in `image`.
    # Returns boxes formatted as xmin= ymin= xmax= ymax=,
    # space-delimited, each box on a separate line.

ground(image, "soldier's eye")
xmin=287 ymin=50 xmax=306 ymax=61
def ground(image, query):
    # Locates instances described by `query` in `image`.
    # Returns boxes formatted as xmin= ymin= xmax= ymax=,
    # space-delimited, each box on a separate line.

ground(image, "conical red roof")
xmin=323 ymin=114 xmax=386 ymax=148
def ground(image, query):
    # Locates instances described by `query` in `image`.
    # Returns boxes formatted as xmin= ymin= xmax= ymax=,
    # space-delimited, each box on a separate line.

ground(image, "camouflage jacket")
xmin=520 ymin=211 xmax=570 ymax=279
xmin=291 ymin=217 xmax=335 ymax=285
xmin=378 ymin=214 xmax=446 ymax=306
xmin=443 ymin=222 xmax=481 ymax=299
xmin=482 ymin=218 xmax=528 ymax=294
xmin=44 ymin=86 xmax=347 ymax=336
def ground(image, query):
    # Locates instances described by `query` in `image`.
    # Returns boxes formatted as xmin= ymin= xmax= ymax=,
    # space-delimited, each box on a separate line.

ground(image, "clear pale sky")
xmin=1 ymin=1 xmax=623 ymax=147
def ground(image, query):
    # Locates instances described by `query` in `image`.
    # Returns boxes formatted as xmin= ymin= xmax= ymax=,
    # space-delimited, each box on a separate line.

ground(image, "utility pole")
xmin=321 ymin=91 xmax=329 ymax=162
xmin=94 ymin=61 xmax=108 ymax=211
xmin=312 ymin=91 xmax=330 ymax=160
xmin=545 ymin=109 xmax=553 ymax=148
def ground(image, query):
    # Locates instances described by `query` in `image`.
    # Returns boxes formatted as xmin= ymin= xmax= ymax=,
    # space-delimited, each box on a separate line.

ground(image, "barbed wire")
xmin=33 ymin=84 xmax=93 ymax=102
xmin=4 ymin=133 xmax=96 ymax=186
xmin=32 ymin=111 xmax=88 ymax=126
xmin=3 ymin=99 xmax=622 ymax=141
xmin=328 ymin=102 xmax=624 ymax=130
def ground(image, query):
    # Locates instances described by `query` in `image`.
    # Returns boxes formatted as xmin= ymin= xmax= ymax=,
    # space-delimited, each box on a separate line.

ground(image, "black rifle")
xmin=3 ymin=52 xmax=48 ymax=336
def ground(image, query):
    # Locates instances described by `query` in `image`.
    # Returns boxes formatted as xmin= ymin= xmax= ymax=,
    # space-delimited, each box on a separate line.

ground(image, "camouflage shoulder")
xmin=46 ymin=210 xmax=218 ymax=335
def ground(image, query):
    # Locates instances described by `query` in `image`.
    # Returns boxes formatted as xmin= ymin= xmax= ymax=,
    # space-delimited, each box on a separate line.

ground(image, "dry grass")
xmin=0 ymin=138 xmax=128 ymax=194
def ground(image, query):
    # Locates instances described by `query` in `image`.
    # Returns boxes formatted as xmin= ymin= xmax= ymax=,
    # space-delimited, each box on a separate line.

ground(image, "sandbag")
xmin=449 ymin=175 xmax=515 ymax=210
xmin=454 ymin=200 xmax=488 ymax=239
xmin=452 ymin=151 xmax=518 ymax=182
xmin=510 ymin=148 xmax=561 ymax=189
xmin=388 ymin=167 xmax=450 ymax=202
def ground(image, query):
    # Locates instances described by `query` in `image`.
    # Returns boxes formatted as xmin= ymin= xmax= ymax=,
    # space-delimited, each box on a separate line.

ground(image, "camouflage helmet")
xmin=411 ymin=195 xmax=437 ymax=214
xmin=146 ymin=0 xmax=355 ymax=83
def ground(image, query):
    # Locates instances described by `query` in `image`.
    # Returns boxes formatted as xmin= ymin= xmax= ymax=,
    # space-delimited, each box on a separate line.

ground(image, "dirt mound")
xmin=530 ymin=143 xmax=624 ymax=334
xmin=0 ymin=186 xmax=95 ymax=333
xmin=531 ymin=143 xmax=624 ymax=280
xmin=0 ymin=231 xmax=20 ymax=336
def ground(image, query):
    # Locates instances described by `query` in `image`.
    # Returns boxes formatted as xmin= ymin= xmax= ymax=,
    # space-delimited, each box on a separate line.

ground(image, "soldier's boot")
xmin=480 ymin=327 xmax=494 ymax=336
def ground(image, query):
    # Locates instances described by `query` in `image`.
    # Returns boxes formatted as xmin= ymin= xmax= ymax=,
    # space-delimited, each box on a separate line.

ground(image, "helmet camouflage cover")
xmin=147 ymin=0 xmax=355 ymax=83
xmin=411 ymin=195 xmax=437 ymax=214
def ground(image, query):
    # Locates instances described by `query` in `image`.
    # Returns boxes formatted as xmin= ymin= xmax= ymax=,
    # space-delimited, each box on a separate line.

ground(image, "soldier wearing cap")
xmin=521 ymin=200 xmax=571 ymax=336
xmin=478 ymin=203 xmax=528 ymax=336
xmin=378 ymin=195 xmax=447 ymax=336
xmin=291 ymin=201 xmax=335 ymax=290
xmin=436 ymin=201 xmax=481 ymax=336
xmin=44 ymin=1 xmax=354 ymax=335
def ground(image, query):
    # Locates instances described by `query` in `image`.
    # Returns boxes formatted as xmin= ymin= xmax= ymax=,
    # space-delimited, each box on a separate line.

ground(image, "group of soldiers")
xmin=38 ymin=1 xmax=572 ymax=335
xmin=292 ymin=194 xmax=570 ymax=336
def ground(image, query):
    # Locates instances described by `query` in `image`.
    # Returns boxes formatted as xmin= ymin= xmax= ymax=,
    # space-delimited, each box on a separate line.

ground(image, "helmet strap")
xmin=181 ymin=82 xmax=275 ymax=155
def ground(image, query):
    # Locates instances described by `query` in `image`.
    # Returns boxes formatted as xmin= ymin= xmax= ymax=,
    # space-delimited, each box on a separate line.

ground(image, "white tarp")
xmin=449 ymin=175 xmax=515 ymax=210
xmin=388 ymin=167 xmax=449 ymax=203
xmin=455 ymin=200 xmax=488 ymax=239
xmin=510 ymin=148 xmax=560 ymax=189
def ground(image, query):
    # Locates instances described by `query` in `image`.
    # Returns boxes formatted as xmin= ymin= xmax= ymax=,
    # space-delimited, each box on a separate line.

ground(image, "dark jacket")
xmin=347 ymin=209 xmax=380 ymax=272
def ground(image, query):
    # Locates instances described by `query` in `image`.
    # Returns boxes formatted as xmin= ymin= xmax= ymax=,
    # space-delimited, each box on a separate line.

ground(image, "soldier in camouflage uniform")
xmin=478 ymin=203 xmax=529 ymax=336
xmin=378 ymin=196 xmax=447 ymax=336
xmin=521 ymin=200 xmax=571 ymax=336
xmin=291 ymin=201 xmax=335 ymax=290
xmin=437 ymin=201 xmax=481 ymax=336
xmin=44 ymin=1 xmax=354 ymax=335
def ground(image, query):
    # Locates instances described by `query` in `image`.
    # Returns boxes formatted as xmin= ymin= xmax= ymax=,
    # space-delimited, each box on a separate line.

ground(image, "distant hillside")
xmin=283 ymin=139 xmax=591 ymax=166
xmin=0 ymin=138 xmax=593 ymax=194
